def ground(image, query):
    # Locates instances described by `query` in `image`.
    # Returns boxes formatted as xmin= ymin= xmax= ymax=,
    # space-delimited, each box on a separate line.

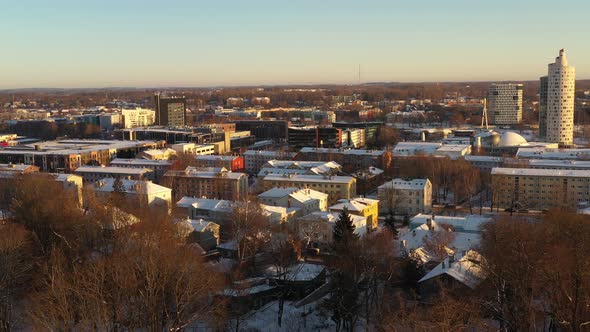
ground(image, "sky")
xmin=1 ymin=0 xmax=589 ymax=88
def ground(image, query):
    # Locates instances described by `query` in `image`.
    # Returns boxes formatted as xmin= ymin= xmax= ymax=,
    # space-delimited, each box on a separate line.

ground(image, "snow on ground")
xmin=236 ymin=300 xmax=335 ymax=332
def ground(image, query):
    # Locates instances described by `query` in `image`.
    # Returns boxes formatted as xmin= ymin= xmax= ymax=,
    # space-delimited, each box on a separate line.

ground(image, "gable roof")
xmin=418 ymin=250 xmax=485 ymax=289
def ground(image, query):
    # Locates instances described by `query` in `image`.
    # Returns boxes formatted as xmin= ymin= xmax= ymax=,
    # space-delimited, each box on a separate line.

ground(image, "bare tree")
xmin=0 ymin=224 xmax=34 ymax=331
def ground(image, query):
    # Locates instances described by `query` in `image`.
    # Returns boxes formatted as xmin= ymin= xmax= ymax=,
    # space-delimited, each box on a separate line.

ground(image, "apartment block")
xmin=491 ymin=167 xmax=590 ymax=211
xmin=262 ymin=174 xmax=356 ymax=205
xmin=163 ymin=167 xmax=248 ymax=201
xmin=377 ymin=178 xmax=432 ymax=215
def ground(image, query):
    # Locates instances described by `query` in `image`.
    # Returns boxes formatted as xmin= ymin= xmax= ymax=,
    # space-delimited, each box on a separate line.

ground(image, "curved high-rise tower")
xmin=546 ymin=49 xmax=575 ymax=146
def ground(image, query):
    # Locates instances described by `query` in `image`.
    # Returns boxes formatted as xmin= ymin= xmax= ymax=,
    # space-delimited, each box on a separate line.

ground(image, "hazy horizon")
xmin=2 ymin=0 xmax=589 ymax=89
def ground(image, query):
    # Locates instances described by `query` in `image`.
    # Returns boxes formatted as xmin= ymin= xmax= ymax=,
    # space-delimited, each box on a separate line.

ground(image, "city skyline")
xmin=2 ymin=0 xmax=590 ymax=88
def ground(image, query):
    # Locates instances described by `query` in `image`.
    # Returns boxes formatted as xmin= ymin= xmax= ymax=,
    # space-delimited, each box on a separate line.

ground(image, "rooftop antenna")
xmin=481 ymin=98 xmax=489 ymax=130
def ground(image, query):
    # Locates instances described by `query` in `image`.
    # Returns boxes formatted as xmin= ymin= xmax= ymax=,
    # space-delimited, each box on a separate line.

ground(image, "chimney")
xmin=448 ymin=254 xmax=455 ymax=266
xmin=442 ymin=261 xmax=445 ymax=269
xmin=426 ymin=218 xmax=432 ymax=230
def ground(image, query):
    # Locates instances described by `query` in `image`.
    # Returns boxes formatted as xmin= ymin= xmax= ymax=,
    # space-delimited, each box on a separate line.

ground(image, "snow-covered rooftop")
xmin=92 ymin=178 xmax=171 ymax=195
xmin=418 ymin=250 xmax=485 ymax=289
xmin=491 ymin=167 xmax=590 ymax=178
xmin=378 ymin=178 xmax=429 ymax=191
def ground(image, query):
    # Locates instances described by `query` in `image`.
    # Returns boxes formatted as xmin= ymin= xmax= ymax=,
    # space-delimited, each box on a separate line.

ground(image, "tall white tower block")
xmin=546 ymin=49 xmax=575 ymax=146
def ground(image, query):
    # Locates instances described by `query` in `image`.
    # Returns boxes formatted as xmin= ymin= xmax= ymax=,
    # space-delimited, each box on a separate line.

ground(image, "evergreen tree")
xmin=402 ymin=214 xmax=411 ymax=227
xmin=384 ymin=209 xmax=398 ymax=237
xmin=111 ymin=177 xmax=126 ymax=206
xmin=332 ymin=207 xmax=358 ymax=245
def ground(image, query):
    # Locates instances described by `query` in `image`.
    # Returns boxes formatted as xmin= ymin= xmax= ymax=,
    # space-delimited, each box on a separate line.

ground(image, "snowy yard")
xmin=232 ymin=300 xmax=335 ymax=332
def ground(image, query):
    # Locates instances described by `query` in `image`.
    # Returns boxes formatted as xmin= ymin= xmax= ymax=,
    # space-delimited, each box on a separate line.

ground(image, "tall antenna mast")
xmin=481 ymin=98 xmax=489 ymax=130
xmin=358 ymin=64 xmax=361 ymax=85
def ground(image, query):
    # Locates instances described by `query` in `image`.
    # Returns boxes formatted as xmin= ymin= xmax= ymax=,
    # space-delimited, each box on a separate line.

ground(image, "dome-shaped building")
xmin=498 ymin=131 xmax=528 ymax=147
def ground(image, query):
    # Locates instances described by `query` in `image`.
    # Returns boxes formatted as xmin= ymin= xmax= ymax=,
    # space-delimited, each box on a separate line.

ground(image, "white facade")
xmin=488 ymin=83 xmax=523 ymax=125
xmin=258 ymin=187 xmax=328 ymax=216
xmin=243 ymin=150 xmax=296 ymax=174
xmin=297 ymin=211 xmax=367 ymax=248
xmin=377 ymin=178 xmax=432 ymax=214
xmin=92 ymin=178 xmax=172 ymax=210
xmin=546 ymin=49 xmax=575 ymax=146
xmin=122 ymin=108 xmax=155 ymax=128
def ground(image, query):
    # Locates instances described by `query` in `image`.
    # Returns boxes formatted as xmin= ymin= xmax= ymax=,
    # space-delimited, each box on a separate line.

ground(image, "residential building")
xmin=464 ymin=155 xmax=504 ymax=172
xmin=546 ymin=49 xmax=575 ymax=146
xmin=297 ymin=211 xmax=367 ymax=249
xmin=377 ymin=178 xmax=432 ymax=215
xmin=179 ymin=219 xmax=220 ymax=251
xmin=180 ymin=198 xmax=233 ymax=225
xmin=154 ymin=94 xmax=186 ymax=127
xmin=91 ymin=178 xmax=172 ymax=211
xmin=409 ymin=214 xmax=492 ymax=234
xmin=109 ymin=158 xmax=173 ymax=182
xmin=262 ymin=174 xmax=356 ymax=205
xmin=487 ymin=83 xmax=523 ymax=125
xmin=398 ymin=219 xmax=481 ymax=265
xmin=121 ymin=108 xmax=155 ymax=128
xmin=328 ymin=197 xmax=379 ymax=231
xmin=539 ymin=76 xmax=549 ymax=138
xmin=163 ymin=167 xmax=248 ymax=201
xmin=418 ymin=250 xmax=485 ymax=294
xmin=51 ymin=173 xmax=84 ymax=206
xmin=243 ymin=150 xmax=296 ymax=174
xmin=195 ymin=155 xmax=244 ymax=172
xmin=351 ymin=166 xmax=385 ymax=195
xmin=295 ymin=147 xmax=391 ymax=173
xmin=261 ymin=205 xmax=299 ymax=224
xmin=392 ymin=142 xmax=442 ymax=157
xmin=516 ymin=147 xmax=590 ymax=160
xmin=257 ymin=160 xmax=341 ymax=178
xmin=491 ymin=167 xmax=590 ymax=211
xmin=74 ymin=166 xmax=154 ymax=183
xmin=0 ymin=163 xmax=39 ymax=176
xmin=258 ymin=187 xmax=328 ymax=216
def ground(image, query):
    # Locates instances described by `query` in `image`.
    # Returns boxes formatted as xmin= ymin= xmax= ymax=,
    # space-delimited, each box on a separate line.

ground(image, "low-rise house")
xmin=351 ymin=166 xmax=384 ymax=196
xmin=109 ymin=158 xmax=173 ymax=182
xmin=418 ymin=250 xmax=485 ymax=297
xmin=377 ymin=178 xmax=432 ymax=215
xmin=258 ymin=187 xmax=328 ymax=216
xmin=398 ymin=219 xmax=481 ymax=266
xmin=261 ymin=204 xmax=299 ymax=224
xmin=91 ymin=178 xmax=172 ymax=211
xmin=195 ymin=155 xmax=244 ymax=172
xmin=243 ymin=150 xmax=297 ymax=174
xmin=297 ymin=211 xmax=367 ymax=250
xmin=51 ymin=173 xmax=84 ymax=206
xmin=0 ymin=163 xmax=39 ymax=176
xmin=409 ymin=214 xmax=492 ymax=234
xmin=262 ymin=174 xmax=356 ymax=205
xmin=178 ymin=218 xmax=220 ymax=251
xmin=328 ymin=198 xmax=379 ymax=231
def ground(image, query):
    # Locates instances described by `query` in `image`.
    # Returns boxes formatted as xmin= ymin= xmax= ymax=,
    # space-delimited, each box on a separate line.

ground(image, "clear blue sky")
xmin=1 ymin=0 xmax=589 ymax=88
